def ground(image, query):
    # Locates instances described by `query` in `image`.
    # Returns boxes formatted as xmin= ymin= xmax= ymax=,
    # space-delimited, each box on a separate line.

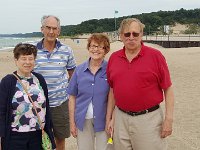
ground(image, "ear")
xmin=41 ymin=26 xmax=44 ymax=34
xmin=141 ymin=31 xmax=143 ymax=36
xmin=119 ymin=33 xmax=123 ymax=41
xmin=57 ymin=28 xmax=61 ymax=36
xmin=14 ymin=58 xmax=18 ymax=65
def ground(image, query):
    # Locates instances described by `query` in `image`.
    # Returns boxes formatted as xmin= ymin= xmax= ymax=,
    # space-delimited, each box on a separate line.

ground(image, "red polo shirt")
xmin=107 ymin=43 xmax=172 ymax=111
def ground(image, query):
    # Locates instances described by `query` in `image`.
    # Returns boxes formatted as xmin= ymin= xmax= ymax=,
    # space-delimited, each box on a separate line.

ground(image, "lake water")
xmin=0 ymin=37 xmax=41 ymax=51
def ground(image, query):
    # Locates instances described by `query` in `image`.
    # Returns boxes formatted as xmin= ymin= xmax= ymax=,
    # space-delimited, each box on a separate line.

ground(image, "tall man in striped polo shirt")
xmin=34 ymin=15 xmax=76 ymax=150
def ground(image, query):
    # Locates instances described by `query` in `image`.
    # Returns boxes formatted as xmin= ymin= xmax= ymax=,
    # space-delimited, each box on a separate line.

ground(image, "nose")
xmin=93 ymin=46 xmax=99 ymax=50
xmin=129 ymin=33 xmax=135 ymax=39
xmin=24 ymin=59 xmax=32 ymax=64
xmin=49 ymin=28 xmax=54 ymax=33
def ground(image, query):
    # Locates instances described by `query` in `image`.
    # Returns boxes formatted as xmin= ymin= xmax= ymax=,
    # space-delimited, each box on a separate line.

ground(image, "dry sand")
xmin=0 ymin=39 xmax=200 ymax=150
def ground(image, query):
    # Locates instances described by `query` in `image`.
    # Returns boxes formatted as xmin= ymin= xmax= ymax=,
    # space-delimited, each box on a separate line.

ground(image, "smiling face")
xmin=88 ymin=41 xmax=106 ymax=61
xmin=41 ymin=16 xmax=60 ymax=42
xmin=15 ymin=54 xmax=35 ymax=77
xmin=13 ymin=43 xmax=37 ymax=77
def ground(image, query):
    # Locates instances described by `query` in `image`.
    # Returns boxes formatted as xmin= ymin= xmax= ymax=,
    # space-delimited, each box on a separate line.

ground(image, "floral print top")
xmin=11 ymin=73 xmax=46 ymax=132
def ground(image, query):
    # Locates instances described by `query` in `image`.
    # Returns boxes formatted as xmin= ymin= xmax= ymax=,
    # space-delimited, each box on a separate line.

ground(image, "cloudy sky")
xmin=0 ymin=0 xmax=199 ymax=34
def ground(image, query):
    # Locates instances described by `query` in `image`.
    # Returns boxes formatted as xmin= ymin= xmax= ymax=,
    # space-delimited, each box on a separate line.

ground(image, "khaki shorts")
xmin=50 ymin=101 xmax=70 ymax=139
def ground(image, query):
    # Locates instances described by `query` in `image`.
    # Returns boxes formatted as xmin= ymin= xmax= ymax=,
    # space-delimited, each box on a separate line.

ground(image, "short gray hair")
xmin=119 ymin=18 xmax=145 ymax=34
xmin=41 ymin=15 xmax=61 ymax=29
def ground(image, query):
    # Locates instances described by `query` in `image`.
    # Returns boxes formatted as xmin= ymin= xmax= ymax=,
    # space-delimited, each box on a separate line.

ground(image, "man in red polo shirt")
xmin=106 ymin=18 xmax=174 ymax=150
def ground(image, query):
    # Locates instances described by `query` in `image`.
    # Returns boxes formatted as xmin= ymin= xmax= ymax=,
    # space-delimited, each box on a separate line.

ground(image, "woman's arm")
xmin=68 ymin=95 xmax=77 ymax=138
xmin=106 ymin=88 xmax=115 ymax=135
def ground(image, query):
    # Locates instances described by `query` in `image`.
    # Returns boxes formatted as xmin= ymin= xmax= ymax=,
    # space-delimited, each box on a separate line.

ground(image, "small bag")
xmin=13 ymin=73 xmax=52 ymax=150
xmin=42 ymin=130 xmax=52 ymax=150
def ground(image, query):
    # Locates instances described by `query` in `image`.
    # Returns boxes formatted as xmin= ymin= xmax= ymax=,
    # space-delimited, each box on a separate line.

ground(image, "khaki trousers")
xmin=77 ymin=119 xmax=110 ymax=150
xmin=114 ymin=107 xmax=167 ymax=150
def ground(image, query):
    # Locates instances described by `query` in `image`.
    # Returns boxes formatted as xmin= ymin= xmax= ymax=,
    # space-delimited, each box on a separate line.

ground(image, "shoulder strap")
xmin=12 ymin=73 xmax=44 ymax=130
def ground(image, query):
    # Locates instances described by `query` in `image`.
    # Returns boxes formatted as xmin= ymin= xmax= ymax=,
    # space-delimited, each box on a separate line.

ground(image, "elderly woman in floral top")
xmin=0 ymin=43 xmax=55 ymax=150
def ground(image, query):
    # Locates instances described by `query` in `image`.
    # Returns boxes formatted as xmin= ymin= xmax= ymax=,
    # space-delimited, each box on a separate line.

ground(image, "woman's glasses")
xmin=89 ymin=45 xmax=105 ymax=50
xmin=124 ymin=32 xmax=140 ymax=38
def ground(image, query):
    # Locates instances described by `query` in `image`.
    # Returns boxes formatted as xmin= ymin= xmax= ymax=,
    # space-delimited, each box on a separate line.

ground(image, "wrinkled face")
xmin=15 ymin=54 xmax=35 ymax=77
xmin=88 ymin=41 xmax=106 ymax=61
xmin=41 ymin=17 xmax=60 ymax=42
xmin=120 ymin=21 xmax=143 ymax=51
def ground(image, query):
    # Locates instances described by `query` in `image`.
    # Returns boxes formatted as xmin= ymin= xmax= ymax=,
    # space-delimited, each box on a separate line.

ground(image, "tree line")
xmin=61 ymin=8 xmax=200 ymax=36
xmin=1 ymin=8 xmax=200 ymax=38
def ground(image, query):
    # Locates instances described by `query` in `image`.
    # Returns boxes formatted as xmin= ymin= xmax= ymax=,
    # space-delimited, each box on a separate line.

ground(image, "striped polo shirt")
xmin=34 ymin=39 xmax=76 ymax=107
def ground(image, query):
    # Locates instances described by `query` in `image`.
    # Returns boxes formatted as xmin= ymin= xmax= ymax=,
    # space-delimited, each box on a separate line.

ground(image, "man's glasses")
xmin=44 ymin=25 xmax=58 ymax=31
xmin=124 ymin=32 xmax=140 ymax=38
xmin=90 ymin=45 xmax=105 ymax=50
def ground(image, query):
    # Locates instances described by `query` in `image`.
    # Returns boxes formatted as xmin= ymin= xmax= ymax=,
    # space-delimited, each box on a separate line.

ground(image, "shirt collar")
xmin=118 ymin=42 xmax=145 ymax=58
xmin=36 ymin=38 xmax=62 ymax=50
xmin=83 ymin=58 xmax=107 ymax=72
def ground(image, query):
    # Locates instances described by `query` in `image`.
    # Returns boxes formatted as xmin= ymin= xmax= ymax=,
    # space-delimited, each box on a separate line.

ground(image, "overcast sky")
xmin=0 ymin=0 xmax=200 ymax=34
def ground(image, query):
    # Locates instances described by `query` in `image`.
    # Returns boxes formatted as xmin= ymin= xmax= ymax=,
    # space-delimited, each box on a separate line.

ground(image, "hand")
xmin=70 ymin=122 xmax=78 ymax=138
xmin=161 ymin=118 xmax=173 ymax=138
xmin=106 ymin=119 xmax=114 ymax=137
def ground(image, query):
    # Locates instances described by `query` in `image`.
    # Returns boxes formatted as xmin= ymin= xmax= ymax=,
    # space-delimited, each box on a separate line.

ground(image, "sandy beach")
xmin=0 ymin=38 xmax=200 ymax=150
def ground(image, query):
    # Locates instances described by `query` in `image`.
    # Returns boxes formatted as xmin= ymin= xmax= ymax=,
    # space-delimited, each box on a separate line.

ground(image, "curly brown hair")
xmin=13 ymin=43 xmax=37 ymax=60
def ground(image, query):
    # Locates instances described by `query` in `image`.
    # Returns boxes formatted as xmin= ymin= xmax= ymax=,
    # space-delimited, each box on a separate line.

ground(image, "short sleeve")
xmin=66 ymin=47 xmax=76 ymax=70
xmin=106 ymin=55 xmax=113 ymax=88
xmin=157 ymin=53 xmax=172 ymax=89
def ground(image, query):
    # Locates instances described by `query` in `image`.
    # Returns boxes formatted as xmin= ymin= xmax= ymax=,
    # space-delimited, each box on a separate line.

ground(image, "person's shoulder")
xmin=110 ymin=48 xmax=123 ymax=58
xmin=143 ymin=45 xmax=163 ymax=56
xmin=57 ymin=40 xmax=73 ymax=51
xmin=2 ymin=74 xmax=15 ymax=80
xmin=32 ymin=39 xmax=43 ymax=48
xmin=0 ymin=74 xmax=15 ymax=85
xmin=76 ymin=61 xmax=88 ymax=71
xmin=32 ymin=72 xmax=44 ymax=80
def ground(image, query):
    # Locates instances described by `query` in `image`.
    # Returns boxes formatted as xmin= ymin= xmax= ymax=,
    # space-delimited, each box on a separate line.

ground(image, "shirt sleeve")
xmin=66 ymin=47 xmax=76 ymax=70
xmin=0 ymin=77 xmax=8 ymax=137
xmin=157 ymin=53 xmax=172 ymax=89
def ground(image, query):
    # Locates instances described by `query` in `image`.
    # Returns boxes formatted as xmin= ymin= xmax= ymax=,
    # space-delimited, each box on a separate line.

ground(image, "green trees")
xmin=59 ymin=8 xmax=200 ymax=36
xmin=184 ymin=24 xmax=200 ymax=34
xmin=1 ymin=8 xmax=199 ymax=37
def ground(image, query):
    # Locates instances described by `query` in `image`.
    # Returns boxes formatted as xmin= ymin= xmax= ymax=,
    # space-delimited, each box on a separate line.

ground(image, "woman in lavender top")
xmin=68 ymin=33 xmax=111 ymax=150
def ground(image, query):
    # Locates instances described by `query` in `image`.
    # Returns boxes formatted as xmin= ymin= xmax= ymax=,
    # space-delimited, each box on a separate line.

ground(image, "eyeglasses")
xmin=89 ymin=45 xmax=105 ymax=50
xmin=124 ymin=32 xmax=140 ymax=38
xmin=44 ymin=25 xmax=59 ymax=31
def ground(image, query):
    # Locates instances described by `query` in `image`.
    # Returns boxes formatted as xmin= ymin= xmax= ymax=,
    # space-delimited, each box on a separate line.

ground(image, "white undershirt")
xmin=85 ymin=101 xmax=93 ymax=119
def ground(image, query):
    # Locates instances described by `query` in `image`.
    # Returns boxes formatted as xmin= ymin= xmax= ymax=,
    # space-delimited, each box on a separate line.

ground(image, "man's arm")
xmin=67 ymin=69 xmax=75 ymax=81
xmin=161 ymin=86 xmax=174 ymax=138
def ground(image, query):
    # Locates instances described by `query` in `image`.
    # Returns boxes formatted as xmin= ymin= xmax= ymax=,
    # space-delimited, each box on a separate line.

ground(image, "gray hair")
xmin=119 ymin=18 xmax=145 ymax=34
xmin=41 ymin=15 xmax=61 ymax=29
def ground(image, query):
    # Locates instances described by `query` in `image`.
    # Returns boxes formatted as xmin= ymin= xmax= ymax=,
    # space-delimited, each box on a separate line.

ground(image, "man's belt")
xmin=118 ymin=105 xmax=159 ymax=116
